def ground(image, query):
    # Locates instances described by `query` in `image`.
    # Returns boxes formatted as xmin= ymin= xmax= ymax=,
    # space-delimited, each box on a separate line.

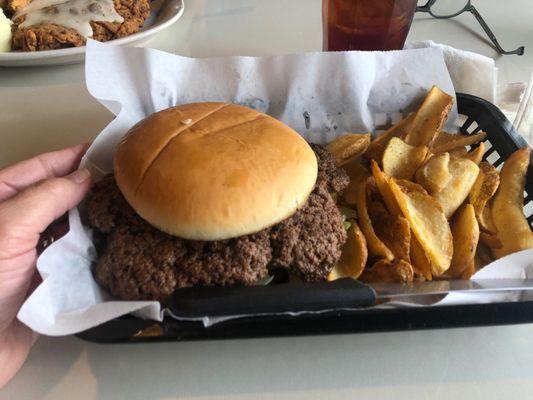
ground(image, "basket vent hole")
xmin=467 ymin=121 xmax=479 ymax=134
xmin=523 ymin=198 xmax=533 ymax=219
xmin=486 ymin=151 xmax=500 ymax=166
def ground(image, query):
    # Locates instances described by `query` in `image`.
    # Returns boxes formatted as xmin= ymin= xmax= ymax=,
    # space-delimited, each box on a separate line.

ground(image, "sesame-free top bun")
xmin=114 ymin=102 xmax=318 ymax=240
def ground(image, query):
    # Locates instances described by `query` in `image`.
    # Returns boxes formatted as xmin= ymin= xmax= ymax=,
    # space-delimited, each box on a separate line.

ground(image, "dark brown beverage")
xmin=323 ymin=0 xmax=418 ymax=51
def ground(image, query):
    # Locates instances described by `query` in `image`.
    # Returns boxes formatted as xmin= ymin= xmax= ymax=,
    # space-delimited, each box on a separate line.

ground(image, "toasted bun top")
xmin=114 ymin=102 xmax=318 ymax=240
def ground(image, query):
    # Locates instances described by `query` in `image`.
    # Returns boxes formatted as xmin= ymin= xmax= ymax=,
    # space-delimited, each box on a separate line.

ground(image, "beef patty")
xmin=86 ymin=144 xmax=349 ymax=301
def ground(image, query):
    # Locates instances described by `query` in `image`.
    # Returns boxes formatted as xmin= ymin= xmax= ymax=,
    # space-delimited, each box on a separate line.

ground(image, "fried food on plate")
xmin=492 ymin=147 xmax=533 ymax=258
xmin=446 ymin=204 xmax=479 ymax=279
xmin=328 ymin=222 xmax=367 ymax=281
xmin=403 ymin=86 xmax=453 ymax=147
xmin=10 ymin=0 xmax=150 ymax=51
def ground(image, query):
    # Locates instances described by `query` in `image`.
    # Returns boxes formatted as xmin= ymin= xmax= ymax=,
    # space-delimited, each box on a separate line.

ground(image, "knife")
xmin=165 ymin=278 xmax=533 ymax=319
xmin=370 ymin=279 xmax=533 ymax=299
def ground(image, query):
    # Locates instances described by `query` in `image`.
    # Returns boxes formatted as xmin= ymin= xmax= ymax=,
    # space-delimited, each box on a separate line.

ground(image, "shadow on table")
xmin=1 ymin=335 xmax=85 ymax=399
xmin=84 ymin=324 xmax=533 ymax=400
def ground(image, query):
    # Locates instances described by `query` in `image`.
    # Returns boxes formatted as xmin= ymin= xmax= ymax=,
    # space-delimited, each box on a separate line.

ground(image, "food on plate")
xmin=359 ymin=259 xmax=414 ymax=284
xmin=431 ymin=131 xmax=486 ymax=154
xmin=464 ymin=142 xmax=485 ymax=165
xmin=388 ymin=177 xmax=453 ymax=277
xmin=382 ymin=137 xmax=427 ymax=180
xmin=327 ymin=222 xmax=367 ymax=281
xmin=0 ymin=8 xmax=11 ymax=51
xmin=491 ymin=147 xmax=533 ymax=258
xmin=403 ymin=85 xmax=453 ymax=147
xmin=432 ymin=157 xmax=479 ymax=218
xmin=446 ymin=204 xmax=479 ymax=279
xmin=364 ymin=113 xmax=414 ymax=163
xmin=86 ymin=102 xmax=349 ymax=301
xmin=341 ymin=158 xmax=370 ymax=206
xmin=326 ymin=132 xmax=371 ymax=166
xmin=4 ymin=0 xmax=150 ymax=51
xmin=355 ymin=178 xmax=394 ymax=261
xmin=367 ymin=197 xmax=411 ymax=263
xmin=414 ymin=152 xmax=451 ymax=194
xmin=329 ymin=86 xmax=533 ymax=284
xmin=469 ymin=161 xmax=500 ymax=232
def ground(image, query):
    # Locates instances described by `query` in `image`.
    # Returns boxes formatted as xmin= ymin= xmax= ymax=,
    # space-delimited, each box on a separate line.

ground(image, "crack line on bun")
xmin=134 ymin=103 xmax=228 ymax=195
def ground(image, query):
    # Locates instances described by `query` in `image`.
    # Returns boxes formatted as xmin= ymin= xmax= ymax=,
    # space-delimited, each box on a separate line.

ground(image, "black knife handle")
xmin=165 ymin=278 xmax=377 ymax=319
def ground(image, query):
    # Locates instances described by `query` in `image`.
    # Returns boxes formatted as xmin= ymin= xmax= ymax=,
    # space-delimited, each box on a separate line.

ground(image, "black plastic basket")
xmin=77 ymin=93 xmax=533 ymax=343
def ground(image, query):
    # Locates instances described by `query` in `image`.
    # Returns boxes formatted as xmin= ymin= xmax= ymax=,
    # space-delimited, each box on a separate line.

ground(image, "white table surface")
xmin=1 ymin=1 xmax=533 ymax=398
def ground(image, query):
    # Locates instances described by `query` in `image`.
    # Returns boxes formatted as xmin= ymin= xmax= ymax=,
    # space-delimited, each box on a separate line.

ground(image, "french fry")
xmin=370 ymin=160 xmax=402 ymax=216
xmin=356 ymin=179 xmax=395 ymax=261
xmin=410 ymin=236 xmax=433 ymax=281
xmin=364 ymin=114 xmax=415 ymax=162
xmin=432 ymin=131 xmax=486 ymax=154
xmin=367 ymin=197 xmax=411 ymax=262
xmin=403 ymin=86 xmax=453 ymax=147
xmin=469 ymin=161 xmax=500 ymax=232
xmin=465 ymin=142 xmax=485 ymax=165
xmin=388 ymin=178 xmax=453 ymax=276
xmin=342 ymin=160 xmax=371 ymax=206
xmin=414 ymin=152 xmax=451 ymax=194
xmin=432 ymin=157 xmax=479 ymax=218
xmin=492 ymin=148 xmax=533 ymax=258
xmin=359 ymin=259 xmax=414 ymax=284
xmin=446 ymin=204 xmax=479 ymax=279
xmin=327 ymin=133 xmax=371 ymax=166
xmin=479 ymin=231 xmax=502 ymax=249
xmin=382 ymin=137 xmax=428 ymax=180
xmin=328 ymin=221 xmax=368 ymax=281
xmin=479 ymin=205 xmax=497 ymax=234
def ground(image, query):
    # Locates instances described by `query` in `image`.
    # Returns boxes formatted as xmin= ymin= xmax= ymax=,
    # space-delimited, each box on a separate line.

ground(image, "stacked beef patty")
xmin=86 ymin=143 xmax=349 ymax=302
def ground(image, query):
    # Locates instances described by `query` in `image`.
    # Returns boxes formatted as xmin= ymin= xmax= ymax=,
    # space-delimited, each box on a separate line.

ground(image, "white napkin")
xmin=406 ymin=40 xmax=497 ymax=102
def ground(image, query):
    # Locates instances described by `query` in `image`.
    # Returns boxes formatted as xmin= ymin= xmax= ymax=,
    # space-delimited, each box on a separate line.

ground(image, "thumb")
xmin=0 ymin=168 xmax=91 ymax=333
xmin=0 ymin=168 xmax=92 ymax=260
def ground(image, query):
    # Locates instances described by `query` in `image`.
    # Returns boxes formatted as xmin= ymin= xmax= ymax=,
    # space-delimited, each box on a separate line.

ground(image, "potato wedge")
xmin=342 ymin=160 xmax=371 ymax=206
xmin=410 ymin=235 xmax=433 ymax=281
xmin=328 ymin=221 xmax=368 ymax=281
xmin=465 ymin=142 xmax=485 ymax=165
xmin=479 ymin=205 xmax=497 ymax=234
xmin=449 ymin=147 xmax=468 ymax=158
xmin=389 ymin=178 xmax=453 ymax=276
xmin=433 ymin=157 xmax=479 ymax=218
xmin=367 ymin=197 xmax=411 ymax=262
xmin=356 ymin=179 xmax=395 ymax=261
xmin=432 ymin=131 xmax=487 ymax=154
xmin=446 ymin=204 xmax=479 ymax=279
xmin=469 ymin=161 xmax=500 ymax=231
xmin=479 ymin=231 xmax=502 ymax=249
xmin=492 ymin=147 xmax=533 ymax=258
xmin=414 ymin=152 xmax=451 ymax=194
xmin=364 ymin=113 xmax=414 ymax=162
xmin=342 ymin=157 xmax=370 ymax=180
xmin=327 ymin=133 xmax=371 ymax=166
xmin=382 ymin=137 xmax=428 ymax=180
xmin=475 ymin=241 xmax=494 ymax=271
xmin=370 ymin=160 xmax=402 ymax=216
xmin=359 ymin=259 xmax=414 ymax=284
xmin=404 ymin=86 xmax=453 ymax=147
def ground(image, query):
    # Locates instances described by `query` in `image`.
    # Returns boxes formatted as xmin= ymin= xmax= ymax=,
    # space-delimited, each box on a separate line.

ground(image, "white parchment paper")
xmin=17 ymin=40 xmax=525 ymax=336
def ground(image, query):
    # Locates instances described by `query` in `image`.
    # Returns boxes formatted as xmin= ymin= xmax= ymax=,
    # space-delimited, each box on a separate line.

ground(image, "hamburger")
xmin=86 ymin=102 xmax=349 ymax=302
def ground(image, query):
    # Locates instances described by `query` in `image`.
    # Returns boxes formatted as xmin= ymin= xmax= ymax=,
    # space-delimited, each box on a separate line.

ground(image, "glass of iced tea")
xmin=323 ymin=0 xmax=418 ymax=51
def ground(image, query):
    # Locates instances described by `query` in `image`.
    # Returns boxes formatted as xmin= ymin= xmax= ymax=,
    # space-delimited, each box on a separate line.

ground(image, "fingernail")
xmin=66 ymin=168 xmax=91 ymax=184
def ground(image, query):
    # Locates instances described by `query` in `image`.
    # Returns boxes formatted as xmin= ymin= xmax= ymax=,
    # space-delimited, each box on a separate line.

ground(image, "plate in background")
xmin=0 ymin=0 xmax=184 ymax=67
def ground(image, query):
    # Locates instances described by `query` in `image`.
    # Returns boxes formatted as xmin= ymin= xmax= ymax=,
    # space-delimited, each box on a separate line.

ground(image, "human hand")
xmin=0 ymin=144 xmax=91 ymax=388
